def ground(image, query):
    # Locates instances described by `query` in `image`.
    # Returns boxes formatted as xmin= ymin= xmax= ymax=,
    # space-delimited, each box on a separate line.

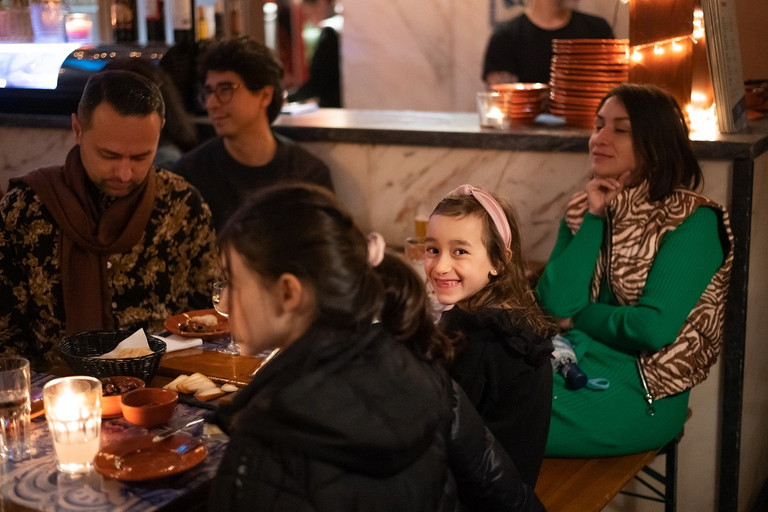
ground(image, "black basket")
xmin=59 ymin=330 xmax=166 ymax=382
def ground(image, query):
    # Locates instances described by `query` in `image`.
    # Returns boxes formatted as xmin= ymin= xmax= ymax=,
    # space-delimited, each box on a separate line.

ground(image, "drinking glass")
xmin=213 ymin=280 xmax=238 ymax=354
xmin=0 ymin=357 xmax=31 ymax=461
xmin=43 ymin=376 xmax=102 ymax=474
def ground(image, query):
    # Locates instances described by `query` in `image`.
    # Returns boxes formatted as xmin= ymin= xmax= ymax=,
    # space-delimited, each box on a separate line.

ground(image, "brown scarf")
xmin=565 ymin=180 xmax=734 ymax=400
xmin=12 ymin=145 xmax=156 ymax=335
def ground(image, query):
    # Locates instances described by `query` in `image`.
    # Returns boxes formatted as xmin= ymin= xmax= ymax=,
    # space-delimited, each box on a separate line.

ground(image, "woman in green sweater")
xmin=536 ymin=84 xmax=734 ymax=456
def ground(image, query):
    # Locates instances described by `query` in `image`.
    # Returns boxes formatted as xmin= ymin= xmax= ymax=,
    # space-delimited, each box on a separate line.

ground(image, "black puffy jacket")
xmin=208 ymin=323 xmax=455 ymax=512
xmin=449 ymin=380 xmax=545 ymax=512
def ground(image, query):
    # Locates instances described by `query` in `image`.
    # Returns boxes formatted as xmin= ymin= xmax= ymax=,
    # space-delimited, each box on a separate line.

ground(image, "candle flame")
xmin=686 ymin=102 xmax=718 ymax=136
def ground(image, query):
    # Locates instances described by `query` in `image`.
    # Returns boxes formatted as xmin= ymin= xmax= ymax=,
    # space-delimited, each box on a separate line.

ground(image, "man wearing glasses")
xmin=174 ymin=38 xmax=334 ymax=231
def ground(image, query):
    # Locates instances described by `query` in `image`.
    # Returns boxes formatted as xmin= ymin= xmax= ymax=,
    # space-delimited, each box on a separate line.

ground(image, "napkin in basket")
xmin=97 ymin=328 xmax=151 ymax=358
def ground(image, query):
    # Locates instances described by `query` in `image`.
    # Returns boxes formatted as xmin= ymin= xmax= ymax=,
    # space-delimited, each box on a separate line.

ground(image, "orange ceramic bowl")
xmin=120 ymin=388 xmax=178 ymax=428
xmin=100 ymin=376 xmax=145 ymax=418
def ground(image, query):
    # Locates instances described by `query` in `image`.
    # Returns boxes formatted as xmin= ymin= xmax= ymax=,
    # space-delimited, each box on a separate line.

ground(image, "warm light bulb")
xmin=672 ymin=41 xmax=683 ymax=52
xmin=691 ymin=91 xmax=707 ymax=105
xmin=631 ymin=50 xmax=643 ymax=62
xmin=653 ymin=45 xmax=664 ymax=55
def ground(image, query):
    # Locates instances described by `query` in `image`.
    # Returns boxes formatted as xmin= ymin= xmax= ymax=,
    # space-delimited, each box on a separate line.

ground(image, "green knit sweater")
xmin=537 ymin=207 xmax=724 ymax=456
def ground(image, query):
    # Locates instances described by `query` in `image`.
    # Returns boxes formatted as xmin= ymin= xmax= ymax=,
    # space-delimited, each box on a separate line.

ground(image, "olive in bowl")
xmin=120 ymin=388 xmax=178 ymax=429
xmin=100 ymin=376 xmax=146 ymax=418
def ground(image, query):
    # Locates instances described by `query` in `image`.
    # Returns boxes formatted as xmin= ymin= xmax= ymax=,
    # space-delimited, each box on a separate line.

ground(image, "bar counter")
xmin=2 ymin=109 xmax=768 ymax=511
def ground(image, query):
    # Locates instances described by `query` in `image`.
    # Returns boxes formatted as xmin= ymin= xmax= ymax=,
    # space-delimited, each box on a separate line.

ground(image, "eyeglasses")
xmin=198 ymin=82 xmax=247 ymax=105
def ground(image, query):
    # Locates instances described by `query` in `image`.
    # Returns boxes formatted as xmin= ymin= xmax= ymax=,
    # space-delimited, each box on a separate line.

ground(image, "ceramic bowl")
xmin=120 ymin=388 xmax=178 ymax=428
xmin=100 ymin=376 xmax=145 ymax=418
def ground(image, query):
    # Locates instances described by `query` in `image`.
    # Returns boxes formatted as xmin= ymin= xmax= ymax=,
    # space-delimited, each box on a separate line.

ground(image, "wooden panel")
xmin=629 ymin=0 xmax=695 ymax=107
xmin=157 ymin=348 xmax=264 ymax=386
xmin=535 ymin=450 xmax=659 ymax=512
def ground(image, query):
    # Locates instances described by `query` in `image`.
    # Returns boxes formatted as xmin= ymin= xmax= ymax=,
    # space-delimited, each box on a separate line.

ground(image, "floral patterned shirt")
xmin=0 ymin=168 xmax=220 ymax=372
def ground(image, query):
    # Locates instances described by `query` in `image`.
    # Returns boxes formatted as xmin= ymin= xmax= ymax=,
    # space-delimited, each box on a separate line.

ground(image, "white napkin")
xmin=98 ymin=328 xmax=150 ymax=358
xmin=154 ymin=333 xmax=203 ymax=353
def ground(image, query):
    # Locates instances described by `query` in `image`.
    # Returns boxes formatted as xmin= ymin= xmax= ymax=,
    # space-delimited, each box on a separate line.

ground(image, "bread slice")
xmin=163 ymin=374 xmax=189 ymax=391
xmin=195 ymin=387 xmax=226 ymax=401
xmin=162 ymin=372 xmax=229 ymax=401
xmin=174 ymin=372 xmax=211 ymax=394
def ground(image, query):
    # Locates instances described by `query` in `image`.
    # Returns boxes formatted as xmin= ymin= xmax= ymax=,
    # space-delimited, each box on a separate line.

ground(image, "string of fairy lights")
xmin=623 ymin=8 xmax=716 ymax=131
xmin=628 ymin=9 xmax=705 ymax=63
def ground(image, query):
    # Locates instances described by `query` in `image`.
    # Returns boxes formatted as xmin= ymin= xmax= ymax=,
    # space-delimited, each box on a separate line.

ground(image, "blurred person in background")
xmin=174 ymin=37 xmax=333 ymax=231
xmin=286 ymin=0 xmax=342 ymax=108
xmin=483 ymin=0 xmax=613 ymax=85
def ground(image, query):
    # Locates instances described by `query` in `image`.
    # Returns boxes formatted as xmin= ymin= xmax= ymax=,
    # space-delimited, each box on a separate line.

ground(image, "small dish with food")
xmin=101 ymin=376 xmax=146 ymax=418
xmin=163 ymin=309 xmax=229 ymax=341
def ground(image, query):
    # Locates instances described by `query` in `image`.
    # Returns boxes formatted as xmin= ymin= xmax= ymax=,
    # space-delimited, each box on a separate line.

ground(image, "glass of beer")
xmin=0 ymin=357 xmax=31 ymax=461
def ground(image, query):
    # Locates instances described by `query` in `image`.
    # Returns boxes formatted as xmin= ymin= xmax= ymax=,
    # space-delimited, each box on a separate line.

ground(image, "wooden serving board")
xmin=157 ymin=348 xmax=264 ymax=387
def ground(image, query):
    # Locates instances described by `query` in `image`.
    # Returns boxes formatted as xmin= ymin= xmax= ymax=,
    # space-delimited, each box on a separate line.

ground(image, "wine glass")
xmin=212 ymin=280 xmax=238 ymax=354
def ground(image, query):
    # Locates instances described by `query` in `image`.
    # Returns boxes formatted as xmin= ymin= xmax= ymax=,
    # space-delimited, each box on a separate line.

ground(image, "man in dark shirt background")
xmin=175 ymin=38 xmax=334 ymax=230
xmin=483 ymin=0 xmax=614 ymax=86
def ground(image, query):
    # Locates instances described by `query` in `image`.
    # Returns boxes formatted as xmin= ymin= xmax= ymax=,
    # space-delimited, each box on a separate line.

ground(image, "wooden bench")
xmin=535 ymin=434 xmax=680 ymax=512
xmin=535 ymin=450 xmax=658 ymax=512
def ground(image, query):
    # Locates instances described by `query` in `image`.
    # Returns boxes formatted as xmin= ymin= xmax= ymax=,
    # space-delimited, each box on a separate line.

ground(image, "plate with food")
xmin=94 ymin=433 xmax=207 ymax=481
xmin=164 ymin=309 xmax=229 ymax=341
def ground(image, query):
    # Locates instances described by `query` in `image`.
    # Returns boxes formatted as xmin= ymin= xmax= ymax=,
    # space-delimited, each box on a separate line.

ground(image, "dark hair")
xmin=102 ymin=57 xmax=198 ymax=152
xmin=598 ymin=84 xmax=702 ymax=201
xmin=218 ymin=184 xmax=382 ymax=329
xmin=431 ymin=190 xmax=554 ymax=338
xmin=78 ymin=70 xmax=165 ymax=130
xmin=198 ymin=37 xmax=284 ymax=124
xmin=375 ymin=252 xmax=454 ymax=363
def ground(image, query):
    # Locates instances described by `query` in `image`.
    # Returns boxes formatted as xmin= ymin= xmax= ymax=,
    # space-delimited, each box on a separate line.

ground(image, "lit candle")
xmin=487 ymin=106 xmax=504 ymax=120
xmin=43 ymin=377 xmax=102 ymax=474
xmin=65 ymin=14 xmax=92 ymax=42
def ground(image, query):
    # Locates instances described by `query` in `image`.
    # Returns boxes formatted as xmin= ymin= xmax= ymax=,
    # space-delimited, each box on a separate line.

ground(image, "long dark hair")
xmin=375 ymin=252 xmax=454 ymax=363
xmin=431 ymin=191 xmax=554 ymax=338
xmin=218 ymin=184 xmax=382 ymax=330
xmin=598 ymin=84 xmax=702 ymax=201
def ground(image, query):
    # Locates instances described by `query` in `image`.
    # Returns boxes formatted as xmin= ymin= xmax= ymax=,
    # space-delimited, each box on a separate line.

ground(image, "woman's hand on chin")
xmin=586 ymin=171 xmax=632 ymax=216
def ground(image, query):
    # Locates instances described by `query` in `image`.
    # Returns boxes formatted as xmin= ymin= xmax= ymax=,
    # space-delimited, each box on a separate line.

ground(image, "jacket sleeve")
xmin=449 ymin=380 xmax=545 ymax=512
xmin=0 ymin=190 xmax=39 ymax=364
xmin=573 ymin=207 xmax=724 ymax=352
xmin=181 ymin=184 xmax=220 ymax=311
xmin=536 ymin=214 xmax=604 ymax=318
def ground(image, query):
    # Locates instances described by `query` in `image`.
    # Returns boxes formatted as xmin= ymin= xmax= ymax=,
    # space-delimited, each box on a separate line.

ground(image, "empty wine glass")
xmin=212 ymin=280 xmax=238 ymax=354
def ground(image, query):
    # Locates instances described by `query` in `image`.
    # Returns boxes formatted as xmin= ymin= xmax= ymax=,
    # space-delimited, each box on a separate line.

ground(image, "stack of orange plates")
xmin=549 ymin=39 xmax=629 ymax=128
xmin=491 ymin=82 xmax=549 ymax=126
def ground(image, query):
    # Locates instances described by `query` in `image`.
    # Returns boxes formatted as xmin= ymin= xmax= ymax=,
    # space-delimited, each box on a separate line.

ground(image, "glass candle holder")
xmin=476 ymin=92 xmax=510 ymax=129
xmin=43 ymin=377 xmax=102 ymax=475
xmin=65 ymin=13 xmax=92 ymax=43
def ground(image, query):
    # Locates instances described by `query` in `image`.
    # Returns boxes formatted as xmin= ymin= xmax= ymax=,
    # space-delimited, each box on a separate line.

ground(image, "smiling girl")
xmin=425 ymin=185 xmax=555 ymax=487
xmin=536 ymin=84 xmax=734 ymax=457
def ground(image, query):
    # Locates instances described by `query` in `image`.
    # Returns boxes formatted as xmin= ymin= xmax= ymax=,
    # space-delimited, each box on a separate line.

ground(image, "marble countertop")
xmin=3 ymin=109 xmax=767 ymax=161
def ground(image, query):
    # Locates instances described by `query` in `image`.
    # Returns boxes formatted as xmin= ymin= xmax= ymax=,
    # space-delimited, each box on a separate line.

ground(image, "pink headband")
xmin=447 ymin=184 xmax=512 ymax=248
xmin=367 ymin=232 xmax=386 ymax=267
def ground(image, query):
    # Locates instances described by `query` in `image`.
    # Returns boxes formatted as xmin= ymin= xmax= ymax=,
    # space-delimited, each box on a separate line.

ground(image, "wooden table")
xmin=0 ymin=346 xmax=261 ymax=512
